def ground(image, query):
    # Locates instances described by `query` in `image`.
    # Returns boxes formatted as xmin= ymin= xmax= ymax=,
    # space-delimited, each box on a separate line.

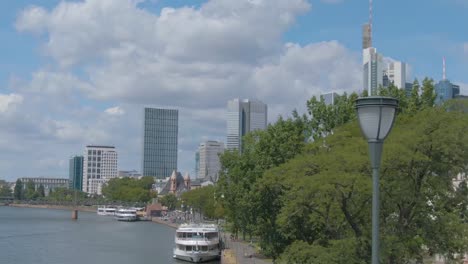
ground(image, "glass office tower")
xmin=69 ymin=155 xmax=83 ymax=191
xmin=143 ymin=108 xmax=178 ymax=179
xmin=226 ymin=99 xmax=267 ymax=152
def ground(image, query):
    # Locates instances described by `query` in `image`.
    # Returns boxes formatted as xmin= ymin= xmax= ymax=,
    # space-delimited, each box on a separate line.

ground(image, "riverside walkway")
xmin=222 ymin=234 xmax=272 ymax=264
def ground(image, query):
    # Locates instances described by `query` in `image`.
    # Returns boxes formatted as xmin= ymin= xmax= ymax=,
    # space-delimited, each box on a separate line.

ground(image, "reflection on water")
xmin=0 ymin=206 xmax=219 ymax=264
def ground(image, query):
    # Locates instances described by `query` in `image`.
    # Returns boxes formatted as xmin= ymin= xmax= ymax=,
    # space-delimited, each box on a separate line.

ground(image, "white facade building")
xmin=385 ymin=61 xmax=406 ymax=89
xmin=83 ymin=145 xmax=118 ymax=195
xmin=226 ymin=99 xmax=267 ymax=151
xmin=197 ymin=141 xmax=224 ymax=182
xmin=363 ymin=47 xmax=384 ymax=96
xmin=19 ymin=177 xmax=69 ymax=196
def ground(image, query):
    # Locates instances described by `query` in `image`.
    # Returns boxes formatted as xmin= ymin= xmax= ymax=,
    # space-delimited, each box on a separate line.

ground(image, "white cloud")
xmin=15 ymin=5 xmax=48 ymax=34
xmin=4 ymin=0 xmax=363 ymax=180
xmin=321 ymin=0 xmax=343 ymax=4
xmin=463 ymin=43 xmax=468 ymax=57
xmin=105 ymin=106 xmax=125 ymax=116
xmin=0 ymin=93 xmax=23 ymax=113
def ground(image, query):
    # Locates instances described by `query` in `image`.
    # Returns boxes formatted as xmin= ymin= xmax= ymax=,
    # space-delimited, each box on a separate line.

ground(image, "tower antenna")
xmin=369 ymin=0 xmax=373 ymax=46
xmin=443 ymin=56 xmax=446 ymax=80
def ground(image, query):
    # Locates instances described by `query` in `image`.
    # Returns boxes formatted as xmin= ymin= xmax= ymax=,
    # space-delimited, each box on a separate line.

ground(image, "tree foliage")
xmin=102 ymin=176 xmax=156 ymax=203
xmin=217 ymin=115 xmax=308 ymax=239
xmin=24 ymin=180 xmax=38 ymax=200
xmin=160 ymin=193 xmax=178 ymax=211
xmin=14 ymin=179 xmax=23 ymax=200
xmin=0 ymin=180 xmax=12 ymax=197
xmin=181 ymin=186 xmax=223 ymax=219
xmin=218 ymin=81 xmax=467 ymax=262
xmin=46 ymin=187 xmax=87 ymax=202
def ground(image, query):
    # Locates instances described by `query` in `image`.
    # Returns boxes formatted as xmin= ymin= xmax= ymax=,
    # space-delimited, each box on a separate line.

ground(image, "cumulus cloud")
xmin=105 ymin=106 xmax=125 ymax=116
xmin=4 ymin=0 xmax=363 ymax=180
xmin=0 ymin=93 xmax=23 ymax=113
xmin=464 ymin=43 xmax=468 ymax=57
xmin=321 ymin=0 xmax=343 ymax=4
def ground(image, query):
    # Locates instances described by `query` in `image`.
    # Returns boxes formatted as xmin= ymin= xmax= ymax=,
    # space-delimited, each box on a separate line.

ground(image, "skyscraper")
xmin=143 ymin=108 xmax=178 ymax=179
xmin=83 ymin=145 xmax=117 ymax=195
xmin=362 ymin=23 xmax=372 ymax=49
xmin=321 ymin=92 xmax=338 ymax=106
xmin=69 ymin=155 xmax=83 ymax=191
xmin=363 ymin=47 xmax=384 ymax=95
xmin=385 ymin=61 xmax=406 ymax=89
xmin=197 ymin=141 xmax=224 ymax=182
xmin=435 ymin=80 xmax=460 ymax=105
xmin=227 ymin=99 xmax=267 ymax=151
xmin=435 ymin=58 xmax=460 ymax=105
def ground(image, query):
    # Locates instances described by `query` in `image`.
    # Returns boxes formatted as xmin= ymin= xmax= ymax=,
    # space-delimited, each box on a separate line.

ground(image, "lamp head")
xmin=355 ymin=96 xmax=398 ymax=141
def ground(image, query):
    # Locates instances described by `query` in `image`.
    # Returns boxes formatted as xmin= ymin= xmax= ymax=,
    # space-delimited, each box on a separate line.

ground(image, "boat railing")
xmin=175 ymin=237 xmax=219 ymax=242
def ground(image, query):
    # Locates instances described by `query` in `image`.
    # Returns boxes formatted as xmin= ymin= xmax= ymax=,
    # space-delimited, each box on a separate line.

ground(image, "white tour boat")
xmin=114 ymin=208 xmax=138 ymax=222
xmin=173 ymin=223 xmax=221 ymax=263
xmin=97 ymin=206 xmax=116 ymax=216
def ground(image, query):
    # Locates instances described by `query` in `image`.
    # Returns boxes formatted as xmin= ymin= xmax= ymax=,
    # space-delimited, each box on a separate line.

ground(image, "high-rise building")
xmin=435 ymin=80 xmax=460 ymax=105
xmin=385 ymin=61 xmax=406 ymax=89
xmin=363 ymin=47 xmax=384 ymax=96
xmin=143 ymin=108 xmax=178 ymax=179
xmin=69 ymin=156 xmax=83 ymax=191
xmin=83 ymin=145 xmax=117 ymax=195
xmin=227 ymin=99 xmax=267 ymax=151
xmin=321 ymin=92 xmax=338 ymax=106
xmin=195 ymin=151 xmax=200 ymax=178
xmin=362 ymin=23 xmax=372 ymax=50
xmin=197 ymin=141 xmax=224 ymax=182
xmin=435 ymin=58 xmax=460 ymax=105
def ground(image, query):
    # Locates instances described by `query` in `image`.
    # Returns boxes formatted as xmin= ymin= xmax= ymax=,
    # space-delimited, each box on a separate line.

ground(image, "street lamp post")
xmin=355 ymin=96 xmax=398 ymax=264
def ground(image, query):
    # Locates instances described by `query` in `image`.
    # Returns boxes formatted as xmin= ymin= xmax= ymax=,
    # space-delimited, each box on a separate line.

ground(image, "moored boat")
xmin=173 ymin=223 xmax=221 ymax=263
xmin=97 ymin=206 xmax=116 ymax=216
xmin=114 ymin=208 xmax=137 ymax=222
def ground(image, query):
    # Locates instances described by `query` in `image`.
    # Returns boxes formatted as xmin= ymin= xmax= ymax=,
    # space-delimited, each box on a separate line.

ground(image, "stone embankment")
xmin=150 ymin=217 xmax=179 ymax=229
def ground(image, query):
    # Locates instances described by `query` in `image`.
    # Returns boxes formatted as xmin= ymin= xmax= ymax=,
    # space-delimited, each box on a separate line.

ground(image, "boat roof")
xmin=177 ymin=223 xmax=219 ymax=232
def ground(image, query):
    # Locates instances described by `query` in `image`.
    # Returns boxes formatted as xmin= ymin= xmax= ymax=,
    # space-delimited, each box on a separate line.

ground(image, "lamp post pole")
xmin=355 ymin=96 xmax=398 ymax=264
xmin=369 ymin=140 xmax=382 ymax=264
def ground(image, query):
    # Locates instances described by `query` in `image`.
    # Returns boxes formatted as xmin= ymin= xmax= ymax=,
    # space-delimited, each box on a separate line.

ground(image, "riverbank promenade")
xmin=222 ymin=235 xmax=272 ymax=264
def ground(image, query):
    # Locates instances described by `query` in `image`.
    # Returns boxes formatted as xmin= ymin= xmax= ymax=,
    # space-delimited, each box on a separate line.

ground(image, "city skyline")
xmin=0 ymin=0 xmax=467 ymax=181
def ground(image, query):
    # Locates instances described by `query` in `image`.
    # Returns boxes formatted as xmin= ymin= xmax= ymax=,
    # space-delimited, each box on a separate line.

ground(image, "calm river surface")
xmin=0 ymin=206 xmax=219 ymax=264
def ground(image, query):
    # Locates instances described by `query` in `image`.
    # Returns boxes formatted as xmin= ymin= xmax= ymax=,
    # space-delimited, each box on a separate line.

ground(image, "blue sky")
xmin=2 ymin=0 xmax=467 ymax=87
xmin=0 ymin=0 xmax=466 ymax=181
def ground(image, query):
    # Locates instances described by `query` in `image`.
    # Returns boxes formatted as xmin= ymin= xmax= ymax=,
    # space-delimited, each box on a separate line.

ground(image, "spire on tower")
xmin=443 ymin=56 xmax=446 ymax=80
xmin=369 ymin=0 xmax=373 ymax=46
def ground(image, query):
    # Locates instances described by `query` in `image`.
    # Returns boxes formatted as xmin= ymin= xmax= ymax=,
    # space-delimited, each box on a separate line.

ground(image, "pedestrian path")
xmin=222 ymin=234 xmax=272 ymax=264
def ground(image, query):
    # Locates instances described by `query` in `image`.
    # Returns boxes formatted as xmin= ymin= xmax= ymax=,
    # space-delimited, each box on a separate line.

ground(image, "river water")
xmin=0 ymin=206 xmax=220 ymax=264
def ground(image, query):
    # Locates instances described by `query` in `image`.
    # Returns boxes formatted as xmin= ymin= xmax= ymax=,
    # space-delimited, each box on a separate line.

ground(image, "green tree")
xmin=217 ymin=115 xmax=308 ymax=239
xmin=14 ymin=179 xmax=23 ymax=200
xmin=160 ymin=193 xmax=178 ymax=211
xmin=37 ymin=184 xmax=45 ymax=198
xmin=258 ymin=108 xmax=468 ymax=262
xmin=420 ymin=77 xmax=436 ymax=108
xmin=306 ymin=92 xmax=359 ymax=141
xmin=102 ymin=177 xmax=155 ymax=203
xmin=0 ymin=180 xmax=12 ymax=197
xmin=24 ymin=180 xmax=37 ymax=200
